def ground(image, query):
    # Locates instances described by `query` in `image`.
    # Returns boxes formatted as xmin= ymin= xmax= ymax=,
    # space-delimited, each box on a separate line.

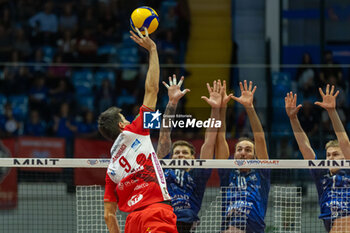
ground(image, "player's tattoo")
xmin=157 ymin=103 xmax=177 ymax=158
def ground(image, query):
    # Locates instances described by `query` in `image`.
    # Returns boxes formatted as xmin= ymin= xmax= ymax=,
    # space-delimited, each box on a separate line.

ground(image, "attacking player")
xmin=285 ymin=84 xmax=350 ymax=232
xmin=216 ymin=80 xmax=270 ymax=233
xmin=98 ymin=28 xmax=177 ymax=233
xmin=157 ymin=78 xmax=221 ymax=232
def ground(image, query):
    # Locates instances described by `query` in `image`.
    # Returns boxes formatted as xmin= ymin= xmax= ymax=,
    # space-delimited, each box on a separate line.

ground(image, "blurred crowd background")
xmin=0 ymin=0 xmax=348 ymax=158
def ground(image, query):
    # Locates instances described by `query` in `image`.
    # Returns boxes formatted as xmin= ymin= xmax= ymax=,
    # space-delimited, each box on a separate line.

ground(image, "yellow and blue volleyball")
xmin=130 ymin=6 xmax=159 ymax=35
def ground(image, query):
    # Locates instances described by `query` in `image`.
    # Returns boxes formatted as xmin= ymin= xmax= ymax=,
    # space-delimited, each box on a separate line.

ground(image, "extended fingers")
xmin=169 ymin=76 xmax=173 ymax=86
xmin=134 ymin=27 xmax=144 ymax=38
xmin=248 ymin=81 xmax=253 ymax=92
xmin=177 ymin=76 xmax=184 ymax=87
xmin=172 ymin=74 xmax=177 ymax=85
xmin=326 ymin=84 xmax=330 ymax=95
xmin=213 ymin=80 xmax=217 ymax=92
xmin=206 ymin=83 xmax=212 ymax=93
xmin=239 ymin=82 xmax=244 ymax=93
xmin=162 ymin=81 xmax=170 ymax=88
xmin=330 ymin=85 xmax=334 ymax=95
xmin=144 ymin=27 xmax=149 ymax=37
xmin=318 ymin=87 xmax=325 ymax=97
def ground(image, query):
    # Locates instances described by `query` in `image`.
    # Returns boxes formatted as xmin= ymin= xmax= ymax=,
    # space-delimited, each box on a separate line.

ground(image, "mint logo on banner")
xmin=143 ymin=110 xmax=162 ymax=129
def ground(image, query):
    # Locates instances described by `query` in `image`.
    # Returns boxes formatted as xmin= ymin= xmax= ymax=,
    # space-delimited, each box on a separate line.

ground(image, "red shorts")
xmin=124 ymin=202 xmax=178 ymax=233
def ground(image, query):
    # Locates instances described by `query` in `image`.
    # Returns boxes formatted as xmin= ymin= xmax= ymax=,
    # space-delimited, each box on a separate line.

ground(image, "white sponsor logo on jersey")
xmin=128 ymin=194 xmax=143 ymax=206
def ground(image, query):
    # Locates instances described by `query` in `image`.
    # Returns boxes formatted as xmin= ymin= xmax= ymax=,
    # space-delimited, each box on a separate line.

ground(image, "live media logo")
xmin=143 ymin=111 xmax=162 ymax=129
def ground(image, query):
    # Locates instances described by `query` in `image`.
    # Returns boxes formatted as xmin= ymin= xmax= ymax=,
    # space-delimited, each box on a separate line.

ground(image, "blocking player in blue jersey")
xmin=157 ymin=77 xmax=222 ymax=233
xmin=216 ymin=80 xmax=270 ymax=233
xmin=285 ymin=84 xmax=350 ymax=232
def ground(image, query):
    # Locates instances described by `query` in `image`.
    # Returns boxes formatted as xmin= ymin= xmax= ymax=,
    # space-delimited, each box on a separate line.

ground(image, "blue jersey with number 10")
xmin=219 ymin=169 xmax=270 ymax=233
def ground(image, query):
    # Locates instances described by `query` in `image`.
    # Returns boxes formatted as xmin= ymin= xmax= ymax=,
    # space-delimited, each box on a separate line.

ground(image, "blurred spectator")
xmin=16 ymin=0 xmax=38 ymax=22
xmin=52 ymin=102 xmax=76 ymax=156
xmin=95 ymin=78 xmax=115 ymax=113
xmin=0 ymin=24 xmax=13 ymax=62
xmin=30 ymin=48 xmax=48 ymax=74
xmin=80 ymin=7 xmax=97 ymax=32
xmin=49 ymin=79 xmax=75 ymax=111
xmin=56 ymin=30 xmax=77 ymax=62
xmin=0 ymin=51 xmax=21 ymax=95
xmin=28 ymin=76 xmax=49 ymax=114
xmin=299 ymin=101 xmax=320 ymax=138
xmin=76 ymin=28 xmax=97 ymax=63
xmin=0 ymin=7 xmax=14 ymax=33
xmin=97 ymin=7 xmax=117 ymax=44
xmin=12 ymin=28 xmax=32 ymax=59
xmin=13 ymin=66 xmax=32 ymax=95
xmin=162 ymin=6 xmax=177 ymax=30
xmin=24 ymin=109 xmax=46 ymax=136
xmin=319 ymin=50 xmax=344 ymax=86
xmin=76 ymin=110 xmax=98 ymax=138
xmin=59 ymin=3 xmax=78 ymax=32
xmin=48 ymin=54 xmax=71 ymax=78
xmin=175 ymin=0 xmax=191 ymax=64
xmin=158 ymin=31 xmax=177 ymax=62
xmin=28 ymin=1 xmax=58 ymax=33
xmin=52 ymin=102 xmax=76 ymax=139
xmin=28 ymin=1 xmax=58 ymax=45
xmin=295 ymin=53 xmax=318 ymax=99
xmin=0 ymin=103 xmax=22 ymax=137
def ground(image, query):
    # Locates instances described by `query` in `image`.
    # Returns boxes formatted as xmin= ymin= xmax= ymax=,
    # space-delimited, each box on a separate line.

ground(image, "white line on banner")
xmin=0 ymin=158 xmax=350 ymax=169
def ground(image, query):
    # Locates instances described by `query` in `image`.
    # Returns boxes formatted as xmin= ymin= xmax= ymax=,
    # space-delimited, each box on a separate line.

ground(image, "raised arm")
xmin=315 ymin=84 xmax=350 ymax=158
xmin=130 ymin=28 xmax=159 ymax=109
xmin=157 ymin=75 xmax=190 ymax=159
xmin=200 ymin=80 xmax=222 ymax=159
xmin=104 ymin=202 xmax=121 ymax=233
xmin=215 ymin=80 xmax=232 ymax=160
xmin=285 ymin=92 xmax=315 ymax=159
xmin=232 ymin=80 xmax=268 ymax=160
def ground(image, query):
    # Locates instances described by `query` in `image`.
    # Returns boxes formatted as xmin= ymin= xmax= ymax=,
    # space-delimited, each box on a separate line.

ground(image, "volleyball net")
xmin=0 ymin=158 xmax=350 ymax=233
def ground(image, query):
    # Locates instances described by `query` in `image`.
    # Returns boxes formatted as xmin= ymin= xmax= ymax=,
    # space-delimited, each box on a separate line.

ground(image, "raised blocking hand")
xmin=162 ymin=74 xmax=190 ymax=104
xmin=285 ymin=91 xmax=302 ymax=119
xmin=314 ymin=84 xmax=339 ymax=110
xmin=201 ymin=80 xmax=222 ymax=108
xmin=218 ymin=80 xmax=233 ymax=107
xmin=231 ymin=80 xmax=256 ymax=108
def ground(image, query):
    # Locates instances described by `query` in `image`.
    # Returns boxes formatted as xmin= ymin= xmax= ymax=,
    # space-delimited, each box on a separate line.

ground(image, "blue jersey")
xmin=219 ymin=169 xmax=270 ymax=233
xmin=310 ymin=168 xmax=350 ymax=232
xmin=164 ymin=168 xmax=212 ymax=223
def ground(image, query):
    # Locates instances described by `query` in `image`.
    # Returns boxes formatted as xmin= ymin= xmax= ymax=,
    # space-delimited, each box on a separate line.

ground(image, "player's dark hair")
xmin=98 ymin=107 xmax=123 ymax=141
xmin=172 ymin=140 xmax=196 ymax=156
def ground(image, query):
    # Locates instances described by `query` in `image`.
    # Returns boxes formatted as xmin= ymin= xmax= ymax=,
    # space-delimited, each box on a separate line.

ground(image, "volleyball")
xmin=130 ymin=6 xmax=159 ymax=35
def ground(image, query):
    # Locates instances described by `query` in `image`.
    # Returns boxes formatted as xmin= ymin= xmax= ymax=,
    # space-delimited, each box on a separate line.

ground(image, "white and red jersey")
xmin=104 ymin=105 xmax=170 ymax=212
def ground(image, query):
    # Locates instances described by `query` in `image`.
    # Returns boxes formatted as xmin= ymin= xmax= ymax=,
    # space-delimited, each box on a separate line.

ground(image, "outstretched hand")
xmin=231 ymin=80 xmax=256 ymax=108
xmin=201 ymin=80 xmax=222 ymax=108
xmin=129 ymin=28 xmax=156 ymax=51
xmin=218 ymin=80 xmax=233 ymax=107
xmin=162 ymin=74 xmax=190 ymax=104
xmin=285 ymin=91 xmax=302 ymax=118
xmin=314 ymin=84 xmax=339 ymax=110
